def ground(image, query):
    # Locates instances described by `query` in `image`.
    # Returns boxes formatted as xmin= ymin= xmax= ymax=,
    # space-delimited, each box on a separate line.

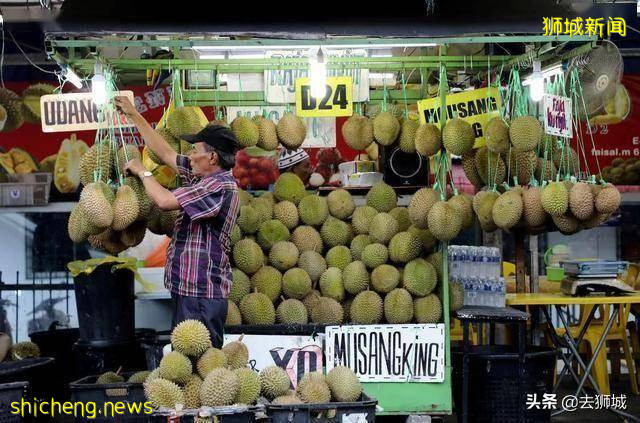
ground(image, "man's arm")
xmin=114 ymin=96 xmax=178 ymax=172
xmin=141 ymin=174 xmax=180 ymax=211
xmin=124 ymin=159 xmax=180 ymax=211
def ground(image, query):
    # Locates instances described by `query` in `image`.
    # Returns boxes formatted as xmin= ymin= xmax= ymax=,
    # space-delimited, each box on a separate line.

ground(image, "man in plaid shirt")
xmin=115 ymin=97 xmax=239 ymax=348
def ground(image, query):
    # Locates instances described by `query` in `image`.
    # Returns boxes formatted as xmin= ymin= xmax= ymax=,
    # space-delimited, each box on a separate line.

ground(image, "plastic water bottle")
xmin=493 ymin=248 xmax=502 ymax=278
xmin=463 ymin=277 xmax=475 ymax=306
xmin=483 ymin=278 xmax=493 ymax=306
xmin=449 ymin=246 xmax=460 ymax=281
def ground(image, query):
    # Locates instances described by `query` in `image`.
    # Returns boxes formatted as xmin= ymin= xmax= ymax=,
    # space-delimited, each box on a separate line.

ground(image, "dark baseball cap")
xmin=181 ymin=124 xmax=240 ymax=155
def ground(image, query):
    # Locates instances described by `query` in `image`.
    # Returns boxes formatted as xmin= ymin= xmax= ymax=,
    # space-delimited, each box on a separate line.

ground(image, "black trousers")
xmin=171 ymin=293 xmax=228 ymax=349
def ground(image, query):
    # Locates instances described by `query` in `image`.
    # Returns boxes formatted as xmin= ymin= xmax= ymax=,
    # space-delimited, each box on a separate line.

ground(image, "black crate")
xmin=69 ymin=373 xmax=147 ymax=423
xmin=452 ymin=345 xmax=556 ymax=423
xmin=266 ymin=394 xmax=377 ymax=423
xmin=148 ymin=406 xmax=262 ymax=423
xmin=0 ymin=382 xmax=27 ymax=423
xmin=0 ymin=358 xmax=55 ymax=406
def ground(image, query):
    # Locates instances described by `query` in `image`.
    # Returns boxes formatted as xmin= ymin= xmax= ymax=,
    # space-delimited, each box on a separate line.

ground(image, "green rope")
xmin=401 ymin=71 xmax=409 ymax=119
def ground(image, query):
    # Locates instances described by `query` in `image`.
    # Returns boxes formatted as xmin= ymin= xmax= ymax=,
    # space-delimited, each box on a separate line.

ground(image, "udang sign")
xmin=417 ymin=87 xmax=501 ymax=148
xmin=40 ymin=91 xmax=135 ymax=133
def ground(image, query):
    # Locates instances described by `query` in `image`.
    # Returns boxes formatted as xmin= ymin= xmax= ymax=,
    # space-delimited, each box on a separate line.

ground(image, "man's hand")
xmin=124 ymin=158 xmax=145 ymax=177
xmin=114 ymin=96 xmax=140 ymax=121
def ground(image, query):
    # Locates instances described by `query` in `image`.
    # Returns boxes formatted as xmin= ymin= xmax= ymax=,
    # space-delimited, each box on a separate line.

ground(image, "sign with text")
xmin=224 ymin=334 xmax=324 ymax=388
xmin=40 ymin=91 xmax=135 ymax=133
xmin=295 ymin=76 xmax=353 ymax=118
xmin=226 ymin=106 xmax=336 ymax=148
xmin=543 ymin=94 xmax=572 ymax=138
xmin=417 ymin=87 xmax=501 ymax=148
xmin=325 ymin=324 xmax=445 ymax=383
xmin=264 ymin=50 xmax=369 ymax=104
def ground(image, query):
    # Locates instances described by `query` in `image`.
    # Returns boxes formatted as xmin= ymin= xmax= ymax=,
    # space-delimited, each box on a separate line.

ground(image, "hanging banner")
xmin=325 ymin=324 xmax=446 ymax=383
xmin=543 ymin=94 xmax=572 ymax=138
xmin=224 ymin=334 xmax=323 ymax=388
xmin=226 ymin=106 xmax=336 ymax=148
xmin=40 ymin=91 xmax=136 ymax=133
xmin=417 ymin=87 xmax=501 ymax=148
xmin=295 ymin=77 xmax=353 ymax=118
xmin=264 ymin=50 xmax=369 ymax=104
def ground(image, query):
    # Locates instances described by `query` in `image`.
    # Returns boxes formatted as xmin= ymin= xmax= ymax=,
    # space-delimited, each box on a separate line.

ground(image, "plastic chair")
xmin=553 ymin=263 xmax=640 ymax=395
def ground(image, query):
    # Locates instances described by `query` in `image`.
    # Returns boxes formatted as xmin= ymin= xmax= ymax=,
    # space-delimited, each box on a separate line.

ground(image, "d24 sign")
xmin=295 ymin=76 xmax=353 ymax=118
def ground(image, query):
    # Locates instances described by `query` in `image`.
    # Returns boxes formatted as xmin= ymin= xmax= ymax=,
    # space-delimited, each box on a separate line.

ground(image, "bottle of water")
xmin=492 ymin=248 xmax=502 ymax=278
xmin=449 ymin=246 xmax=460 ymax=281
xmin=460 ymin=246 xmax=473 ymax=278
xmin=483 ymin=278 xmax=493 ymax=306
xmin=464 ymin=277 xmax=476 ymax=306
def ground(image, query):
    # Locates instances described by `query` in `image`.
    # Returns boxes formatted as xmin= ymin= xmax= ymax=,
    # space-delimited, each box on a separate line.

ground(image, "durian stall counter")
xmin=133 ymin=185 xmax=453 ymax=415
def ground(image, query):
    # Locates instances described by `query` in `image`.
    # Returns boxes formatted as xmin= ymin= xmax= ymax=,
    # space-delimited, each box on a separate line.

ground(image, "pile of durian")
xmin=225 ymin=173 xmax=466 ymax=329
xmin=229 ymin=112 xmax=307 ymax=151
xmin=116 ymin=320 xmax=364 ymax=411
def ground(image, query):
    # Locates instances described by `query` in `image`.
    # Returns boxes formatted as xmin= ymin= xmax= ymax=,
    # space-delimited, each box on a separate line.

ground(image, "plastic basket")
xmin=70 ymin=373 xmax=147 ymax=423
xmin=0 ymin=358 xmax=55 ymax=404
xmin=452 ymin=345 xmax=556 ymax=423
xmin=0 ymin=382 xmax=27 ymax=423
xmin=266 ymin=394 xmax=377 ymax=423
xmin=0 ymin=173 xmax=52 ymax=206
xmin=148 ymin=406 xmax=261 ymax=423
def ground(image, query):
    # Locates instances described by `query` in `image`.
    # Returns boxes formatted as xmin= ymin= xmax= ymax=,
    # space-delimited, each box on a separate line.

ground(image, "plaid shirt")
xmin=164 ymin=155 xmax=239 ymax=298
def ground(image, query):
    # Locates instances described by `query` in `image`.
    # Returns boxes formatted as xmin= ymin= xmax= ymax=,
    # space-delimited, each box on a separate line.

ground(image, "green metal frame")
xmin=46 ymin=33 xmax=598 ymax=108
xmin=46 ymin=34 xmax=596 ymax=49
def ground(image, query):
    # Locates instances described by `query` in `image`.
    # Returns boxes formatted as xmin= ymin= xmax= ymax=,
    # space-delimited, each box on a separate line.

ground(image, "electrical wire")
xmin=7 ymin=30 xmax=56 ymax=75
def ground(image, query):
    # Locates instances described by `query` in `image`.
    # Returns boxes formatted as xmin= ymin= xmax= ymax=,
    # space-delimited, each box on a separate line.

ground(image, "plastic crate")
xmin=0 ymin=358 xmax=55 ymax=405
xmin=266 ymin=394 xmax=377 ymax=423
xmin=0 ymin=382 xmax=27 ymax=423
xmin=148 ymin=406 xmax=262 ymax=423
xmin=452 ymin=345 xmax=556 ymax=423
xmin=0 ymin=173 xmax=52 ymax=206
xmin=70 ymin=373 xmax=147 ymax=422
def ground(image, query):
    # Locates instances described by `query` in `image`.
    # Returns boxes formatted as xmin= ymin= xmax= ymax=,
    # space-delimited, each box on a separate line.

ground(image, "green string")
xmin=401 ymin=71 xmax=409 ymax=119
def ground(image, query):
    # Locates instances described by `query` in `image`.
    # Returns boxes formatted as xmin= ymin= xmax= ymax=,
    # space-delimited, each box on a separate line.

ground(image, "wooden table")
xmin=507 ymin=292 xmax=640 ymax=420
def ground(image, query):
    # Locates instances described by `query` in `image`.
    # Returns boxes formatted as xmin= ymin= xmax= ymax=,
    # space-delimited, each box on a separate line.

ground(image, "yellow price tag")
xmin=417 ymin=87 xmax=501 ymax=148
xmin=295 ymin=76 xmax=353 ymax=118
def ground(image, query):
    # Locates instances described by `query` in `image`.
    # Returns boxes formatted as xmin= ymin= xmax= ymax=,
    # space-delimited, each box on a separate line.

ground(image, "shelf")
xmin=0 ymin=202 xmax=77 ymax=214
xmin=136 ymin=292 xmax=171 ymax=300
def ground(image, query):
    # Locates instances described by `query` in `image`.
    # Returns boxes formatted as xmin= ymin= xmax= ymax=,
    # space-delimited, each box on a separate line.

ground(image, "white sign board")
xmin=325 ymin=324 xmax=446 ymax=383
xmin=264 ymin=50 xmax=369 ymax=104
xmin=226 ymin=106 xmax=336 ymax=148
xmin=543 ymin=94 xmax=572 ymax=138
xmin=224 ymin=334 xmax=324 ymax=388
xmin=40 ymin=91 xmax=135 ymax=133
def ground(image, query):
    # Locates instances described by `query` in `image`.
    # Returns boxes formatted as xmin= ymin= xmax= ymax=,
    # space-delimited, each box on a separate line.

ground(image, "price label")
xmin=295 ymin=76 xmax=353 ymax=118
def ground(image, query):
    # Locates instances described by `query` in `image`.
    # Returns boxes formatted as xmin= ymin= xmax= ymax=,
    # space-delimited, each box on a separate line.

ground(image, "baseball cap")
xmin=181 ymin=124 xmax=240 ymax=155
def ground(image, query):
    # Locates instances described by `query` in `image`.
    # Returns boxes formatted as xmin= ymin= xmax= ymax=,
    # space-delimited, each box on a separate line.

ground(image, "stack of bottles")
xmin=448 ymin=245 xmax=506 ymax=307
